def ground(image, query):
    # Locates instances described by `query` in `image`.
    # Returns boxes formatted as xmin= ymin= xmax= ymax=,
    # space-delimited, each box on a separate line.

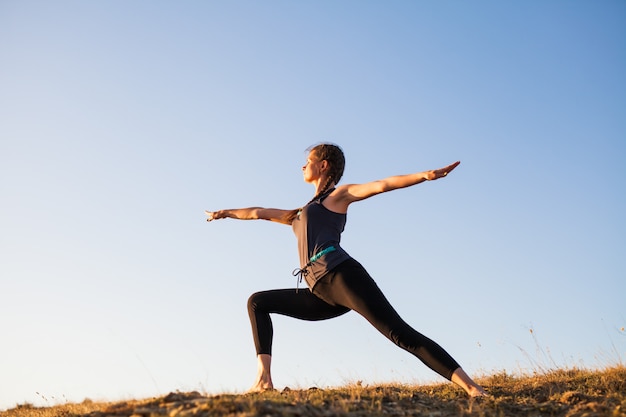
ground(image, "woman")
xmin=205 ymin=143 xmax=487 ymax=397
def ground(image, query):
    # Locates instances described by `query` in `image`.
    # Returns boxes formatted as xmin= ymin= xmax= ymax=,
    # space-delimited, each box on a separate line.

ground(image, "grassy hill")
xmin=3 ymin=366 xmax=624 ymax=416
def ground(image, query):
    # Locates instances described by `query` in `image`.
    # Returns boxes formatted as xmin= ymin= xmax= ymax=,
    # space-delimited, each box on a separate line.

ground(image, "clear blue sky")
xmin=1 ymin=0 xmax=625 ymax=410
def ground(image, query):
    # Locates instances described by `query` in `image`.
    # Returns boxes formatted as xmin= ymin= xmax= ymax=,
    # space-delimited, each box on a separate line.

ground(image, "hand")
xmin=205 ymin=210 xmax=220 ymax=222
xmin=426 ymin=161 xmax=460 ymax=181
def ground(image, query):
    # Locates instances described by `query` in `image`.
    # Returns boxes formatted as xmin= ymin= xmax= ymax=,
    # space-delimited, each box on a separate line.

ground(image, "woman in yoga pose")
xmin=205 ymin=143 xmax=486 ymax=397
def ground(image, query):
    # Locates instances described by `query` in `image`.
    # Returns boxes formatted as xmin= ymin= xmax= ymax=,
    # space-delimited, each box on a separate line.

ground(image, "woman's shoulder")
xmin=323 ymin=186 xmax=351 ymax=214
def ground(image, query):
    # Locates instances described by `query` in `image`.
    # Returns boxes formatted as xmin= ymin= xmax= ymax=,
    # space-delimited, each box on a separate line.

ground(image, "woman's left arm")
xmin=329 ymin=161 xmax=460 ymax=210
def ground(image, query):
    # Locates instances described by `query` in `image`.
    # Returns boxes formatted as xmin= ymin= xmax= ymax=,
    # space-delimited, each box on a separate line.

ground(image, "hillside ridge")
xmin=3 ymin=366 xmax=625 ymax=417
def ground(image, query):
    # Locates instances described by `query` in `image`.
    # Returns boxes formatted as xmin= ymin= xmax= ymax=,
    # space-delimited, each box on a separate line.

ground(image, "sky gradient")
xmin=1 ymin=0 xmax=625 ymax=410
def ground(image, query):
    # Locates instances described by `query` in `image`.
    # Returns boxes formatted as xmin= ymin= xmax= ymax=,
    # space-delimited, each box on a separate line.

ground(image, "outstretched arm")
xmin=328 ymin=161 xmax=460 ymax=211
xmin=205 ymin=207 xmax=294 ymax=225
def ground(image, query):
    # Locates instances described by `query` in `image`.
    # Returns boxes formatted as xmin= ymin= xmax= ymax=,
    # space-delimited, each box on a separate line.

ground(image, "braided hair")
xmin=283 ymin=143 xmax=345 ymax=224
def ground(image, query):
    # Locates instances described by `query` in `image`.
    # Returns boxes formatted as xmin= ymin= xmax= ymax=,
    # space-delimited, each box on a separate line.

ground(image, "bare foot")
xmin=468 ymin=385 xmax=489 ymax=398
xmin=248 ymin=354 xmax=274 ymax=393
xmin=451 ymin=367 xmax=488 ymax=398
xmin=248 ymin=380 xmax=274 ymax=393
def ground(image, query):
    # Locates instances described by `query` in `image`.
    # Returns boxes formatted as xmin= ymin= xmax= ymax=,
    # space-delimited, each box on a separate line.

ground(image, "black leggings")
xmin=247 ymin=258 xmax=460 ymax=380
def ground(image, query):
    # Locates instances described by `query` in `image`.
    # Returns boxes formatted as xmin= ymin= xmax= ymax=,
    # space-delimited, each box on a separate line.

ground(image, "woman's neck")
xmin=313 ymin=180 xmax=336 ymax=197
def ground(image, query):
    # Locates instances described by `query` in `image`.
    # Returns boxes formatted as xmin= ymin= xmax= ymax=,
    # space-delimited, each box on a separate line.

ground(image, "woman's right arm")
xmin=205 ymin=207 xmax=294 ymax=225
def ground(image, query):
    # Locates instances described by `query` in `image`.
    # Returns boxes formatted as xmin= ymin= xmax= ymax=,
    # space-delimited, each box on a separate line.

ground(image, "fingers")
xmin=447 ymin=161 xmax=461 ymax=172
xmin=441 ymin=161 xmax=461 ymax=177
xmin=429 ymin=161 xmax=460 ymax=180
xmin=205 ymin=210 xmax=216 ymax=222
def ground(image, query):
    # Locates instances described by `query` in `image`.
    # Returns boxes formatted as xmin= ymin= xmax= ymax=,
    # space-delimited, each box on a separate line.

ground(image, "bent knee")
xmin=247 ymin=291 xmax=272 ymax=313
xmin=247 ymin=291 xmax=261 ymax=311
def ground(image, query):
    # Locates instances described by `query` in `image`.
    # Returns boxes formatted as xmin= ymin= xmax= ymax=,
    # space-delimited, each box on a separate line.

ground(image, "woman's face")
xmin=302 ymin=151 xmax=326 ymax=183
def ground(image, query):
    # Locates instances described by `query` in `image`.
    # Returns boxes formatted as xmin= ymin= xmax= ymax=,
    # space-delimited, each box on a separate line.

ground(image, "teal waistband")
xmin=309 ymin=246 xmax=336 ymax=263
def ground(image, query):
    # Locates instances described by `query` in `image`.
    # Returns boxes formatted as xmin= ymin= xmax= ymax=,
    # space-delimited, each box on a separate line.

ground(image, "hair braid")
xmin=310 ymin=175 xmax=334 ymax=203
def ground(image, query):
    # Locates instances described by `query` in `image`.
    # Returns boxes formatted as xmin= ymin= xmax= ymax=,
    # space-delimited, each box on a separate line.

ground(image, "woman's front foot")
xmin=248 ymin=378 xmax=274 ymax=393
xmin=248 ymin=354 xmax=274 ymax=393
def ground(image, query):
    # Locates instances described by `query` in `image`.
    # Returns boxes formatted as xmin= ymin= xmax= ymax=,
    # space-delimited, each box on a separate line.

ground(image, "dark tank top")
xmin=292 ymin=189 xmax=351 ymax=289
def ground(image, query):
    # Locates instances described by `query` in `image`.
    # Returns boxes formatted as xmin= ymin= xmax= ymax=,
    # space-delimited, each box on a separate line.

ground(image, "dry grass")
xmin=2 ymin=366 xmax=625 ymax=417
